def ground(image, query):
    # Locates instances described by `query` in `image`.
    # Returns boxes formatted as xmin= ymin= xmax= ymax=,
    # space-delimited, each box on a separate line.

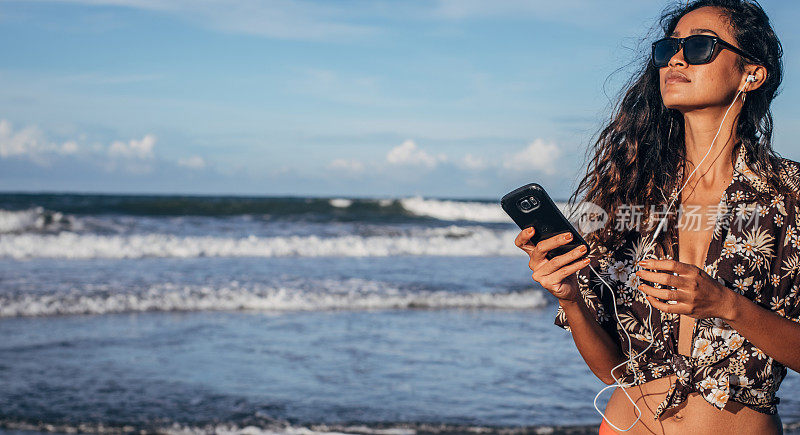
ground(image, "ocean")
xmin=1 ymin=193 xmax=798 ymax=435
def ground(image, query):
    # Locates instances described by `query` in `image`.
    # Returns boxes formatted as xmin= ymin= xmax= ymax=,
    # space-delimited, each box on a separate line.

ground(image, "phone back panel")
xmin=500 ymin=183 xmax=589 ymax=259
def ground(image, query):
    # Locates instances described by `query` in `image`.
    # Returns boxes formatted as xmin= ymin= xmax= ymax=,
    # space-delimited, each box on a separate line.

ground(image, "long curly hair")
xmin=569 ymin=0 xmax=786 ymax=255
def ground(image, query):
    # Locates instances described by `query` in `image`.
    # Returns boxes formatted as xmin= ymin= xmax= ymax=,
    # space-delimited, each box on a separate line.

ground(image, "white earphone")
xmin=746 ymin=74 xmax=757 ymax=83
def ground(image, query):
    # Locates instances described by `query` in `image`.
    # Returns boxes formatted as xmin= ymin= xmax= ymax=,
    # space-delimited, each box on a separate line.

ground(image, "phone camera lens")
xmin=519 ymin=199 xmax=532 ymax=211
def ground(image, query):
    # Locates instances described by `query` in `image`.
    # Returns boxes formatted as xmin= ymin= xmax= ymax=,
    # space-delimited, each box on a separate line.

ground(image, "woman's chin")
xmin=662 ymin=99 xmax=698 ymax=112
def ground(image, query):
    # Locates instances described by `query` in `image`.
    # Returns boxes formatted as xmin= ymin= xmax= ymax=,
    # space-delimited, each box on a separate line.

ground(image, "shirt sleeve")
xmin=553 ymin=256 xmax=618 ymax=337
xmin=771 ymin=197 xmax=800 ymax=322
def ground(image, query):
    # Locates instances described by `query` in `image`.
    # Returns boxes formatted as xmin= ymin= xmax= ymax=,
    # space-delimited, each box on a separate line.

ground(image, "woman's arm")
xmin=514 ymin=228 xmax=626 ymax=384
xmin=719 ymin=292 xmax=800 ymax=373
xmin=559 ymin=297 xmax=628 ymax=384
xmin=637 ymin=258 xmax=800 ymax=372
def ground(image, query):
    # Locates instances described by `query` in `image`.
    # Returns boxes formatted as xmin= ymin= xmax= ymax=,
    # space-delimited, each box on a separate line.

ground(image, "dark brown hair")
xmin=570 ymin=0 xmax=786 ymax=254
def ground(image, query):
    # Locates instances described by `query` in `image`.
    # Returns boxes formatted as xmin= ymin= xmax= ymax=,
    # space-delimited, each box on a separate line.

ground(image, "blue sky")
xmin=0 ymin=0 xmax=798 ymax=199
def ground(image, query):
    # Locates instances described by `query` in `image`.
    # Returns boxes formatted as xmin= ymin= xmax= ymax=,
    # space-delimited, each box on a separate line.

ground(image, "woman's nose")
xmin=668 ymin=46 xmax=687 ymax=67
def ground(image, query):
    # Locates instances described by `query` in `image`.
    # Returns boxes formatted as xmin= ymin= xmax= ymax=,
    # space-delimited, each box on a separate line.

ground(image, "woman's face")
xmin=659 ymin=7 xmax=752 ymax=112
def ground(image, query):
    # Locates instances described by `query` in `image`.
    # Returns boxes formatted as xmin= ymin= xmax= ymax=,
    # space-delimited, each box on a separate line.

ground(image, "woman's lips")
xmin=665 ymin=71 xmax=690 ymax=84
xmin=666 ymin=77 xmax=690 ymax=84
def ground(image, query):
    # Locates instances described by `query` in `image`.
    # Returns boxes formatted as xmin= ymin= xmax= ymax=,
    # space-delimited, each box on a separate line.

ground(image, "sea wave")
xmin=0 ymin=279 xmax=548 ymax=317
xmin=0 ymin=193 xmax=561 ymax=223
xmin=0 ymin=207 xmax=78 ymax=233
xmin=0 ymin=226 xmax=521 ymax=259
xmin=0 ymin=419 xmax=602 ymax=435
xmin=398 ymin=196 xmax=510 ymax=222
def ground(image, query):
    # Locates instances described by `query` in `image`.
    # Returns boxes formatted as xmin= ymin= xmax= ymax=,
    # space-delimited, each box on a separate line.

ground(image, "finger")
xmin=636 ymin=269 xmax=682 ymax=288
xmin=514 ymin=227 xmax=535 ymax=249
xmin=645 ymin=295 xmax=689 ymax=314
xmin=536 ymin=232 xmax=575 ymax=255
xmin=638 ymin=258 xmax=692 ymax=274
xmin=638 ymin=283 xmax=683 ymax=302
xmin=517 ymin=231 xmax=543 ymax=263
xmin=537 ymin=244 xmax=588 ymax=276
xmin=547 ymin=256 xmax=592 ymax=283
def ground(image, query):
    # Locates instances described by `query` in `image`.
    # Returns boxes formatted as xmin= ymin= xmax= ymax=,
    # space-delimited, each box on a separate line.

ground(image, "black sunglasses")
xmin=651 ymin=34 xmax=761 ymax=68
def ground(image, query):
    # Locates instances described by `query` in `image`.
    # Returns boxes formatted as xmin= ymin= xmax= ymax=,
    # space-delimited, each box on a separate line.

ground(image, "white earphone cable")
xmin=586 ymin=76 xmax=753 ymax=431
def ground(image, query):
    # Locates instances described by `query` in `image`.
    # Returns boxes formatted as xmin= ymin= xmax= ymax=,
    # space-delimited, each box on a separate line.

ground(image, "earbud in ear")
xmin=746 ymin=75 xmax=757 ymax=83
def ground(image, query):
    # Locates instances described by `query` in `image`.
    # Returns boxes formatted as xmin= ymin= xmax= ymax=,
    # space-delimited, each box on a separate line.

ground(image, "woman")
xmin=514 ymin=1 xmax=800 ymax=434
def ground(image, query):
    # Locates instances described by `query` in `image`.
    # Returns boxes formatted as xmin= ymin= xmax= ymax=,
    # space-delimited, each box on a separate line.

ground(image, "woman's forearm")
xmin=723 ymin=291 xmax=800 ymax=373
xmin=560 ymin=298 xmax=627 ymax=384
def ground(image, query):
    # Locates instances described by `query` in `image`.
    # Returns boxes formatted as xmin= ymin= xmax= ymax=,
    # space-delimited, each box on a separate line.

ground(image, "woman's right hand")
xmin=514 ymin=227 xmax=590 ymax=302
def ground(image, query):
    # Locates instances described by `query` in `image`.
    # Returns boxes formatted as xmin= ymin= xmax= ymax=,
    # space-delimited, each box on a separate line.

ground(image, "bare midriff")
xmin=601 ymin=373 xmax=782 ymax=434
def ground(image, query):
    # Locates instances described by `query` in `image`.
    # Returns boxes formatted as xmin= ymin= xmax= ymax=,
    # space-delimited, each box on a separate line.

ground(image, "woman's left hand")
xmin=635 ymin=259 xmax=738 ymax=320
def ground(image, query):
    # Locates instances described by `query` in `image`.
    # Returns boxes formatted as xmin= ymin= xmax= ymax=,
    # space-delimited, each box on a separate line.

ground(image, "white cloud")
xmin=105 ymin=134 xmax=157 ymax=173
xmin=0 ymin=120 xmax=165 ymax=174
xmin=327 ymin=158 xmax=364 ymax=173
xmin=502 ymin=139 xmax=561 ymax=175
xmin=0 ymin=120 xmax=45 ymax=158
xmin=61 ymin=141 xmax=80 ymax=154
xmin=386 ymin=139 xmax=446 ymax=169
xmin=108 ymin=134 xmax=156 ymax=159
xmin=178 ymin=155 xmax=207 ymax=169
xmin=0 ymin=119 xmax=81 ymax=165
xmin=457 ymin=153 xmax=487 ymax=171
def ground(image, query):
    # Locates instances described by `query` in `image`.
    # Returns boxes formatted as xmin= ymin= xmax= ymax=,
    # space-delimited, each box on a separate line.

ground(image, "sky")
xmin=0 ymin=0 xmax=798 ymax=200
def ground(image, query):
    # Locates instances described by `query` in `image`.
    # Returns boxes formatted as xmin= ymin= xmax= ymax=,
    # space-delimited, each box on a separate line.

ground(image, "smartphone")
xmin=500 ymin=183 xmax=590 ymax=260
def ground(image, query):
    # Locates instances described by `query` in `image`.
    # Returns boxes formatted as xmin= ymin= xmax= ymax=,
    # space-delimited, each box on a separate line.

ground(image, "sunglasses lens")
xmin=684 ymin=36 xmax=715 ymax=64
xmin=653 ymin=39 xmax=679 ymax=67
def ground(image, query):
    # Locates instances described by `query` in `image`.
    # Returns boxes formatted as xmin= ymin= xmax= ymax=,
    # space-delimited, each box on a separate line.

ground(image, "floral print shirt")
xmin=555 ymin=145 xmax=800 ymax=419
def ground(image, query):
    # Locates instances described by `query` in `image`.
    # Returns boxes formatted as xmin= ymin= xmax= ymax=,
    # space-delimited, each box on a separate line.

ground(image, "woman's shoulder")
xmin=776 ymin=156 xmax=800 ymax=200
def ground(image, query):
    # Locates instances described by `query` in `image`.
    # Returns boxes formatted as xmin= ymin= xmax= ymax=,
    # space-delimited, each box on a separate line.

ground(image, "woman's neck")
xmin=681 ymin=105 xmax=740 ymax=188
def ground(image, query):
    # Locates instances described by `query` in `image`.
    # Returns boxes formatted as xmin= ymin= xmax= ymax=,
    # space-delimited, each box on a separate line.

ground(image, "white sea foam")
xmin=0 ymin=279 xmax=549 ymax=317
xmin=0 ymin=226 xmax=522 ymax=259
xmin=399 ymin=196 xmax=508 ymax=222
xmin=166 ymin=422 xmax=429 ymax=435
xmin=399 ymin=196 xmax=572 ymax=223
xmin=0 ymin=207 xmax=77 ymax=233
xmin=0 ymin=419 xmax=409 ymax=435
xmin=328 ymin=198 xmax=353 ymax=208
xmin=0 ymin=209 xmax=39 ymax=232
xmin=0 ymin=419 xmax=562 ymax=435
